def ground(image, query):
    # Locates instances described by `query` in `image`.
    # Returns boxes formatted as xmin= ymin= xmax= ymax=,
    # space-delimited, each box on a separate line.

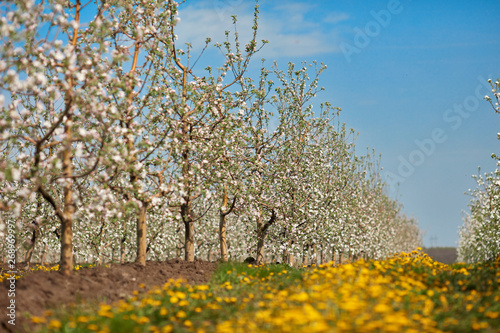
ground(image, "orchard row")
xmin=0 ymin=0 xmax=421 ymax=274
xmin=458 ymin=78 xmax=500 ymax=263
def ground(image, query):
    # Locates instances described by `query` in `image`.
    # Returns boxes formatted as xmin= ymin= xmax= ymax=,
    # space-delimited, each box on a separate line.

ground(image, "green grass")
xmin=27 ymin=252 xmax=500 ymax=333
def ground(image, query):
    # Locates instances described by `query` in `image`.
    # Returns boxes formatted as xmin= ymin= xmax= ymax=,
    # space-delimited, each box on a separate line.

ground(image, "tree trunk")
xmin=184 ymin=220 xmax=195 ymax=261
xmin=136 ymin=204 xmax=147 ymax=266
xmin=219 ymin=212 xmax=228 ymax=262
xmin=60 ymin=114 xmax=74 ymax=276
xmin=311 ymin=243 xmax=317 ymax=265
xmin=207 ymin=248 xmax=212 ymax=261
xmin=219 ymin=185 xmax=231 ymax=262
xmin=58 ymin=0 xmax=82 ymax=277
xmin=256 ymin=209 xmax=276 ymax=265
xmin=302 ymin=243 xmax=308 ymax=266
xmin=24 ymin=226 xmax=38 ymax=269
xmin=97 ymin=247 xmax=103 ymax=266
xmin=176 ymin=242 xmax=183 ymax=258
xmin=60 ymin=213 xmax=73 ymax=275
xmin=283 ymin=244 xmax=294 ymax=267
xmin=256 ymin=214 xmax=265 ymax=264
xmin=182 ymin=200 xmax=195 ymax=262
xmin=120 ymin=235 xmax=126 ymax=264
xmin=41 ymin=242 xmax=48 ymax=264
xmin=96 ymin=219 xmax=105 ymax=266
xmin=319 ymin=244 xmax=324 ymax=264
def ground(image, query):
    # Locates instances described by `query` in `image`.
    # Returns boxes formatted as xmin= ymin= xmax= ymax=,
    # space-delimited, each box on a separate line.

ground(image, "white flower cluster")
xmin=458 ymin=169 xmax=500 ymax=263
xmin=458 ymin=78 xmax=500 ymax=263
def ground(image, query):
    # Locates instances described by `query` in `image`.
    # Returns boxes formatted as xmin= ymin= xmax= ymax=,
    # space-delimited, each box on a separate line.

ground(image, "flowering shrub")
xmin=458 ymin=78 xmax=500 ymax=263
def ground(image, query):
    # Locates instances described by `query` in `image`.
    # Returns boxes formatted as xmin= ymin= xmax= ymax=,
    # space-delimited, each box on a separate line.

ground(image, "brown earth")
xmin=0 ymin=259 xmax=218 ymax=333
xmin=423 ymin=247 xmax=458 ymax=265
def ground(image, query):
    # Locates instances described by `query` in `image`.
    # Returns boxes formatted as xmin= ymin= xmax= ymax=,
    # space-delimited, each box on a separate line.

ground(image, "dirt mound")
xmin=0 ymin=259 xmax=218 ymax=332
xmin=424 ymin=247 xmax=458 ymax=265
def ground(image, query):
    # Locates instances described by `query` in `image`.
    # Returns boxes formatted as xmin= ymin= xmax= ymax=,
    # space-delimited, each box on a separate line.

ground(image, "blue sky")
xmin=177 ymin=0 xmax=500 ymax=247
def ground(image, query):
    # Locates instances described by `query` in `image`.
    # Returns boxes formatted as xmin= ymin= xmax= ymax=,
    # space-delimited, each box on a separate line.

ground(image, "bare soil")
xmin=423 ymin=247 xmax=458 ymax=265
xmin=0 ymin=259 xmax=218 ymax=333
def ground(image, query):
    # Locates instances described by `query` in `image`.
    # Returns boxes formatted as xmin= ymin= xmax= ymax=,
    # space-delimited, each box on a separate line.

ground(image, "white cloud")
xmin=175 ymin=1 xmax=344 ymax=59
xmin=323 ymin=12 xmax=350 ymax=24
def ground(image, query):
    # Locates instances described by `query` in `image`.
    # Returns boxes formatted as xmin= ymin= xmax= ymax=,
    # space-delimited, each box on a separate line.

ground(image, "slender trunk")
xmin=59 ymin=0 xmax=81 ymax=276
xmin=219 ymin=214 xmax=228 ymax=262
xmin=302 ymin=243 xmax=308 ymax=266
xmin=177 ymin=59 xmax=194 ymax=262
xmin=182 ymin=200 xmax=195 ymax=262
xmin=256 ymin=208 xmax=276 ymax=265
xmin=120 ymin=236 xmax=126 ymax=264
xmin=26 ymin=194 xmax=43 ymax=269
xmin=184 ymin=220 xmax=195 ymax=261
xmin=135 ymin=204 xmax=147 ymax=265
xmin=207 ymin=247 xmax=212 ymax=261
xmin=312 ymin=243 xmax=317 ymax=265
xmin=97 ymin=248 xmax=103 ymax=266
xmin=219 ymin=187 xmax=228 ymax=262
xmin=41 ymin=242 xmax=48 ymax=264
xmin=24 ymin=228 xmax=37 ymax=269
xmin=319 ymin=244 xmax=323 ymax=264
xmin=283 ymin=242 xmax=294 ymax=267
xmin=60 ymin=111 xmax=74 ymax=276
xmin=118 ymin=210 xmax=127 ymax=263
xmin=176 ymin=243 xmax=182 ymax=258
xmin=96 ymin=218 xmax=104 ymax=266
xmin=256 ymin=214 xmax=265 ymax=264
xmin=60 ymin=199 xmax=74 ymax=275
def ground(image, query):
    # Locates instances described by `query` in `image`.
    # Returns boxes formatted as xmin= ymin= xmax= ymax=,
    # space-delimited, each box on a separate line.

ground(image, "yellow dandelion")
xmin=175 ymin=291 xmax=186 ymax=299
xmin=161 ymin=325 xmax=173 ymax=333
xmin=373 ymin=303 xmax=392 ymax=313
xmin=31 ymin=316 xmax=47 ymax=324
xmin=178 ymin=300 xmax=189 ymax=307
xmin=47 ymin=319 xmax=62 ymax=329
xmin=486 ymin=311 xmax=499 ymax=319
xmin=87 ymin=323 xmax=99 ymax=331
xmin=196 ymin=285 xmax=209 ymax=291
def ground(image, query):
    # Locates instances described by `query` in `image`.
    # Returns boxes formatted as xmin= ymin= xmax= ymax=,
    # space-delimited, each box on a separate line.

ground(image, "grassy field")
xmin=27 ymin=249 xmax=500 ymax=333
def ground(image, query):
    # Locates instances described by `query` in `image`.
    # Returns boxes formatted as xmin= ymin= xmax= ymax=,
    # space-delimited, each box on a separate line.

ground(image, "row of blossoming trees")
xmin=458 ymin=78 xmax=500 ymax=263
xmin=0 ymin=0 xmax=421 ymax=275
